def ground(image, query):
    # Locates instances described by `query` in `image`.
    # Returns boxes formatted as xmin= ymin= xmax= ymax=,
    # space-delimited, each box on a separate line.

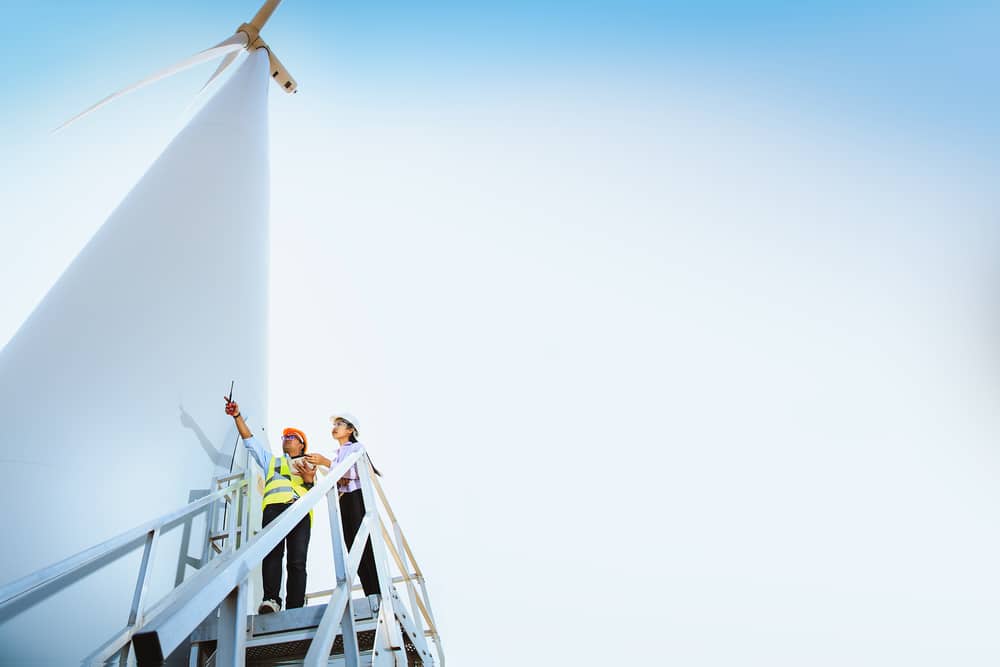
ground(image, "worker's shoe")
xmin=258 ymin=599 xmax=280 ymax=614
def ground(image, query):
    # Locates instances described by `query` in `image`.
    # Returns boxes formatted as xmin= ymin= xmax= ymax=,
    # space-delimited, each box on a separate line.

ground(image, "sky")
xmin=3 ymin=1 xmax=1000 ymax=665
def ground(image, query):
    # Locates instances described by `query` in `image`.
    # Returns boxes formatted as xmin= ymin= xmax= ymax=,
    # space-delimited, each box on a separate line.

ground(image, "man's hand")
xmin=295 ymin=460 xmax=316 ymax=484
xmin=224 ymin=398 xmax=252 ymax=439
xmin=304 ymin=453 xmax=332 ymax=468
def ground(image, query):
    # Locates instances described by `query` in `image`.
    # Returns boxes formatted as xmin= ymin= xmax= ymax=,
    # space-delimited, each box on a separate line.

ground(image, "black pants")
xmin=339 ymin=490 xmax=381 ymax=596
xmin=262 ymin=503 xmax=311 ymax=608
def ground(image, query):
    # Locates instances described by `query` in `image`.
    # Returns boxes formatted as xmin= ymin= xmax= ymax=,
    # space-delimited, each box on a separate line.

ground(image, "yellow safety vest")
xmin=263 ymin=456 xmax=313 ymax=521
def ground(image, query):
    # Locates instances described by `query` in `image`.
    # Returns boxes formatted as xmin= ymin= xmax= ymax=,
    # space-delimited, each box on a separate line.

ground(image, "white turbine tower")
xmin=0 ymin=1 xmax=294 ymax=663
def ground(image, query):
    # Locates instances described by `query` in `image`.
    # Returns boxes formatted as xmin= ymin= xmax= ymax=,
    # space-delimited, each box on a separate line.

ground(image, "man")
xmin=224 ymin=398 xmax=316 ymax=614
xmin=303 ymin=413 xmax=382 ymax=601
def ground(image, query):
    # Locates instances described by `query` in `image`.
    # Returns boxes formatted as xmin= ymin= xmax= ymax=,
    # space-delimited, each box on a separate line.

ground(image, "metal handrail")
xmin=0 ymin=477 xmax=247 ymax=609
xmin=2 ymin=446 xmax=445 ymax=666
xmin=81 ymin=469 xmax=254 ymax=666
xmin=129 ymin=451 xmax=363 ymax=663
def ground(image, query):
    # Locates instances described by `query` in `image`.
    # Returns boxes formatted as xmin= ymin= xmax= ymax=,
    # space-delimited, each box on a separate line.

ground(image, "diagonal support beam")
xmin=303 ymin=520 xmax=372 ymax=666
xmin=386 ymin=586 xmax=434 ymax=666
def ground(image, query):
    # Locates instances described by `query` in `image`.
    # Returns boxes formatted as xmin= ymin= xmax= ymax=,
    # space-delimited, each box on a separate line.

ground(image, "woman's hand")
xmin=304 ymin=453 xmax=331 ymax=468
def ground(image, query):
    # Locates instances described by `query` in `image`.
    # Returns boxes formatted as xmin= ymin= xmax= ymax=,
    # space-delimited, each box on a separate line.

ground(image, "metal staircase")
xmin=192 ymin=590 xmax=425 ymax=666
xmin=0 ymin=450 xmax=444 ymax=666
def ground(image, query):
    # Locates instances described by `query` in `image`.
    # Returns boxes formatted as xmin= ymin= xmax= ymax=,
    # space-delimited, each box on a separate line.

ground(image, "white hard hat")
xmin=330 ymin=413 xmax=360 ymax=435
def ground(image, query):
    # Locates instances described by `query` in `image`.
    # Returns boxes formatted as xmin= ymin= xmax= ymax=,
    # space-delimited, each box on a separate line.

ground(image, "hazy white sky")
xmin=3 ymin=1 xmax=1000 ymax=664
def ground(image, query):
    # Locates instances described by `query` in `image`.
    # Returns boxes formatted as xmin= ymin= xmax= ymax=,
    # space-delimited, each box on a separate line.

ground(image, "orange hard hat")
xmin=282 ymin=427 xmax=308 ymax=451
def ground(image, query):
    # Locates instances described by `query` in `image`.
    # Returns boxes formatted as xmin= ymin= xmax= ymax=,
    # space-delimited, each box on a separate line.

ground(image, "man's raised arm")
xmin=224 ymin=398 xmax=271 ymax=472
xmin=225 ymin=398 xmax=253 ymax=439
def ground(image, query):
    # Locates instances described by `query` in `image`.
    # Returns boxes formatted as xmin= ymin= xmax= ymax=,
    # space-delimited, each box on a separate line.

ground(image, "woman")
xmin=305 ymin=412 xmax=382 ymax=598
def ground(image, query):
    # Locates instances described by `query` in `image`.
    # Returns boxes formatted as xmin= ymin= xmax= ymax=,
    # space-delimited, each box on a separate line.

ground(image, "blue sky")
xmin=2 ymin=0 xmax=999 ymax=147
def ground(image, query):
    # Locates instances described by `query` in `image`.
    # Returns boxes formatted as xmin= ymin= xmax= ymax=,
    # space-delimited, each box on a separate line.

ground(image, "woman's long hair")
xmin=345 ymin=422 xmax=379 ymax=474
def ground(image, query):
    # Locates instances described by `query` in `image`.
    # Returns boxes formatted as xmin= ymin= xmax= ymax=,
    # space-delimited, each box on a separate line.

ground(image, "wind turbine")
xmin=56 ymin=0 xmax=296 ymax=132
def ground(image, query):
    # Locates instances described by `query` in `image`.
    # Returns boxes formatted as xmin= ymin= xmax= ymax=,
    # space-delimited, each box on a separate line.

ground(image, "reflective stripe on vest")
xmin=263 ymin=456 xmax=310 ymax=508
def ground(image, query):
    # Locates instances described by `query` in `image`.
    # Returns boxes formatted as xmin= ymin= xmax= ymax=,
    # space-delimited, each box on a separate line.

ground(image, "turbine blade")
xmin=250 ymin=0 xmax=284 ymax=31
xmin=199 ymin=50 xmax=240 ymax=94
xmin=54 ymin=33 xmax=249 ymax=133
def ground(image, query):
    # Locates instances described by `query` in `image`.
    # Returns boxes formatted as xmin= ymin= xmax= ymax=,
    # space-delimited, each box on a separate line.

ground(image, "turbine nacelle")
xmin=235 ymin=21 xmax=297 ymax=94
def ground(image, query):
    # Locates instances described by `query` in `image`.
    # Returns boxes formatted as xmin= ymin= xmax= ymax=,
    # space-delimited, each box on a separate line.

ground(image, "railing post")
xmin=215 ymin=579 xmax=248 ymax=667
xmin=207 ymin=476 xmax=222 ymax=557
xmin=358 ymin=460 xmax=406 ymax=664
xmin=240 ymin=466 xmax=252 ymax=549
xmin=329 ymin=488 xmax=360 ymax=666
xmin=226 ymin=488 xmax=238 ymax=554
xmin=242 ymin=462 xmax=259 ymax=608
xmin=116 ymin=527 xmax=161 ymax=665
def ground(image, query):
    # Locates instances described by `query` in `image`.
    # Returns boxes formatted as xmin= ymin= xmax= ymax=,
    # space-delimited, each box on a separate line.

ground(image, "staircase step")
xmin=193 ymin=599 xmax=376 ymax=643
xmin=191 ymin=598 xmax=423 ymax=665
